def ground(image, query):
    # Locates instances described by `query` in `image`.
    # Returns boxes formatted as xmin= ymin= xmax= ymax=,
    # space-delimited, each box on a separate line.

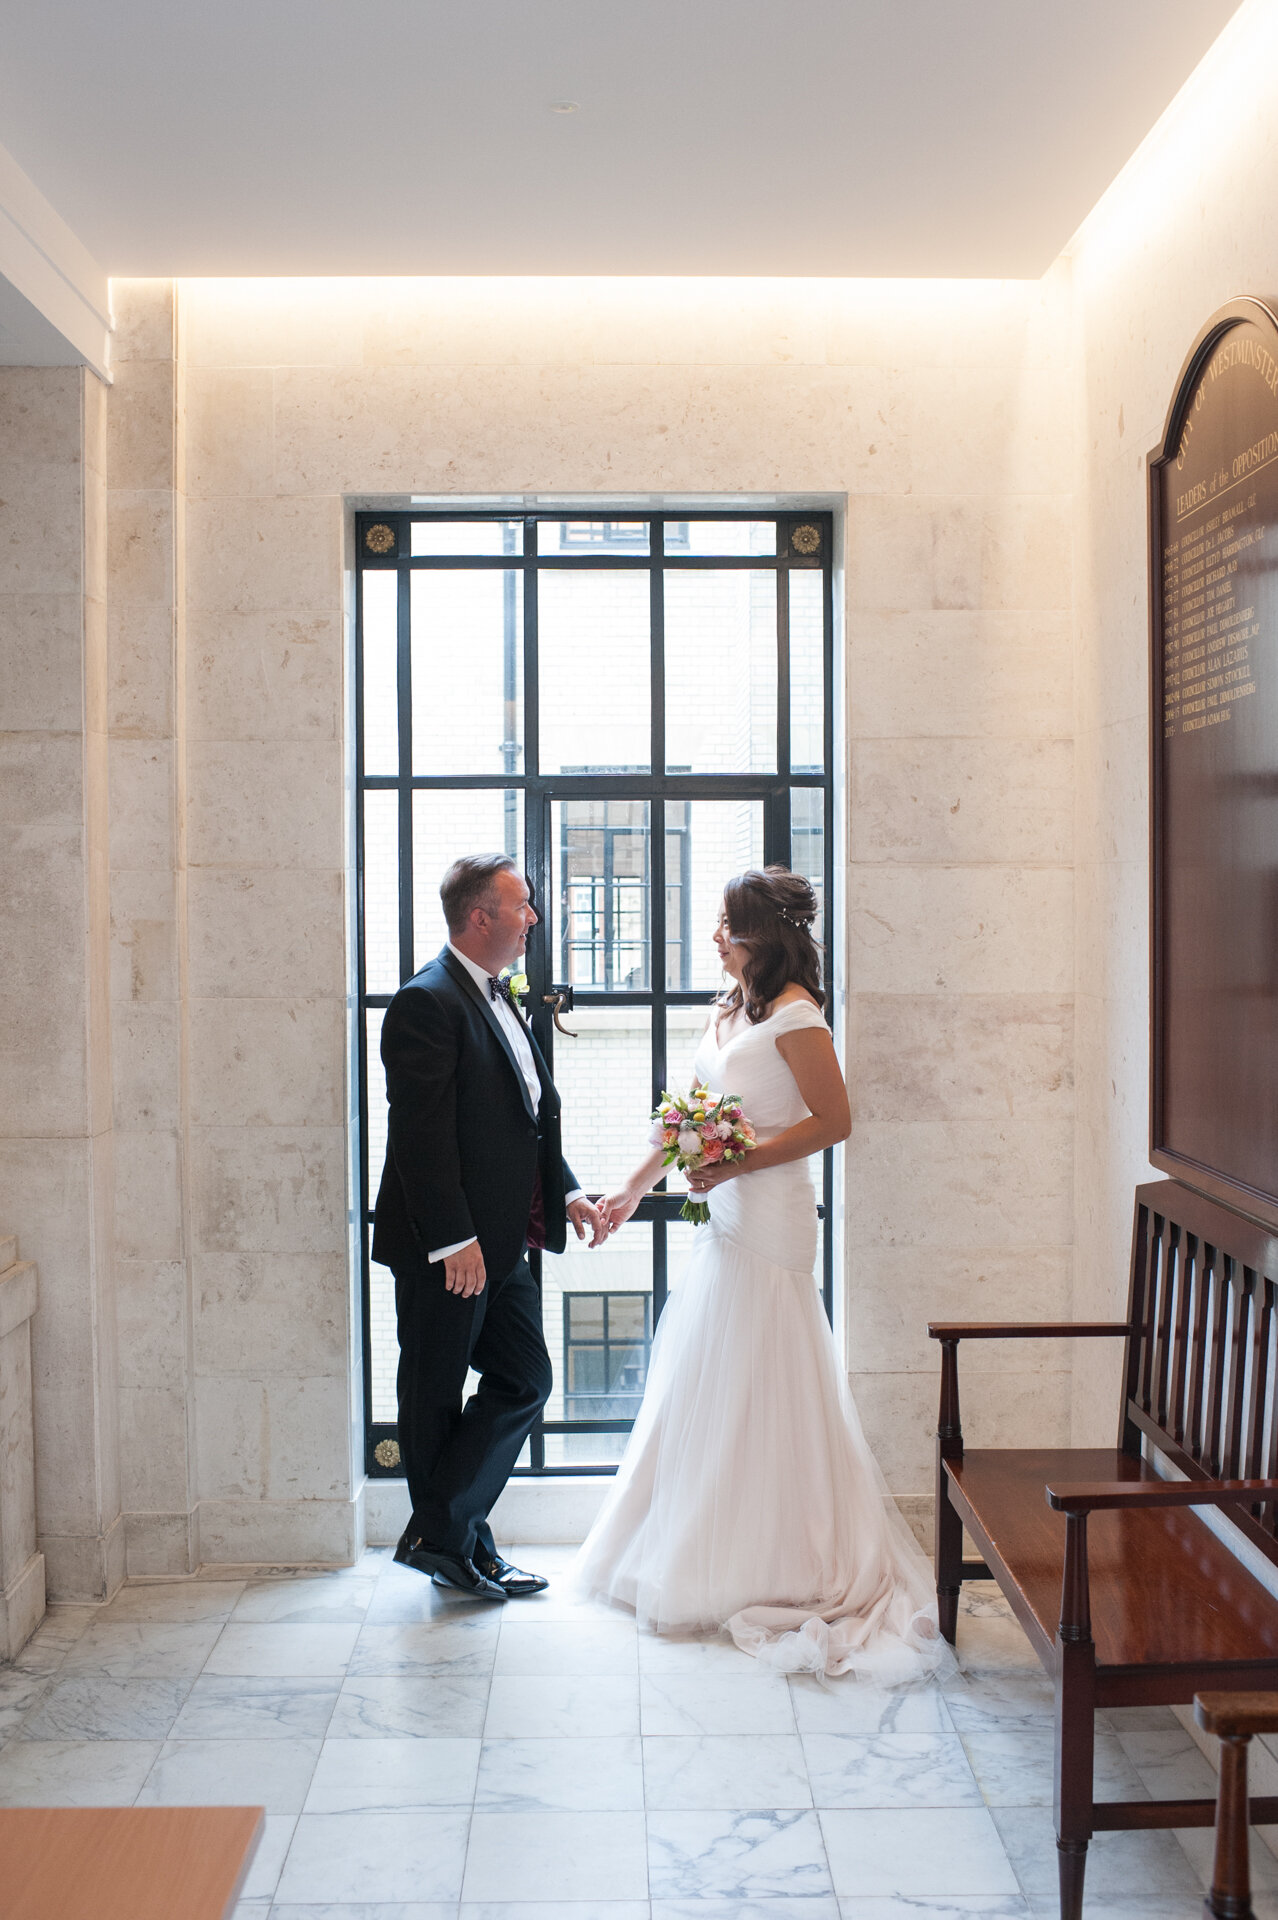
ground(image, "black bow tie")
xmin=488 ymin=975 xmax=509 ymax=1002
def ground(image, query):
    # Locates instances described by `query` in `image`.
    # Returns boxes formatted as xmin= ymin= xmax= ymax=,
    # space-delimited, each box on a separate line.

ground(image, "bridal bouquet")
xmin=650 ymin=1086 xmax=757 ymax=1225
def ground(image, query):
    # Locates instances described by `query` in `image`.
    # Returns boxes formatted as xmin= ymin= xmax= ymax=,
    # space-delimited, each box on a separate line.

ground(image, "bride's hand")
xmin=686 ymin=1159 xmax=745 ymax=1195
xmin=594 ymin=1187 xmax=643 ymax=1244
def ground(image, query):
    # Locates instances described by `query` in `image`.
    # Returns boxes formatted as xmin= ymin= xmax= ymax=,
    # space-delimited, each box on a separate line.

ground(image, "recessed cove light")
xmin=550 ymin=101 xmax=579 ymax=114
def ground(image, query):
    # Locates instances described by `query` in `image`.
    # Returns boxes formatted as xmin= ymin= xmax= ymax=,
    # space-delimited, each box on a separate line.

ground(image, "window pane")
xmin=363 ymin=791 xmax=400 ymax=993
xmin=362 ymin=570 xmax=399 ymax=776
xmin=546 ymin=520 xmax=649 ymax=555
xmin=790 ymin=570 xmax=825 ymax=772
xmin=412 ymin=789 xmax=525 ymax=971
xmin=411 ymin=570 xmax=523 ymax=775
xmin=553 ymin=799 xmax=650 ymax=991
xmin=368 ymin=1260 xmax=398 ymax=1422
xmin=665 ymin=570 xmax=777 ymax=772
xmin=664 ymin=1217 xmax=703 ymax=1297
xmin=410 ymin=520 xmax=523 ymax=555
xmin=541 ymin=1223 xmax=653 ymax=1466
xmin=365 ymin=1006 xmax=388 ymax=1204
xmin=665 ymin=799 xmax=764 ymax=990
xmin=791 ymin=786 xmax=826 ymax=953
xmin=538 ymin=571 xmax=650 ymax=773
xmin=555 ymin=1005 xmax=652 ymax=1192
xmin=673 ymin=520 xmax=776 ymax=556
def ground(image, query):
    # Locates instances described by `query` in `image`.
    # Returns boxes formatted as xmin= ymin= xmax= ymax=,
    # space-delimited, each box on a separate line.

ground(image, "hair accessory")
xmin=776 ymin=908 xmax=813 ymax=928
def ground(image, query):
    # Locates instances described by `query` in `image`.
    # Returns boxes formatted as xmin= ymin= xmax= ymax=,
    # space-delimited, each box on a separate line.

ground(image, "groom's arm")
xmin=381 ymin=986 xmax=476 ymax=1258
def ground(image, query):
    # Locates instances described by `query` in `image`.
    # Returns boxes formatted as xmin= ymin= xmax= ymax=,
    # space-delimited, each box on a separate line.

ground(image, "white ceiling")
xmin=0 ymin=0 xmax=1246 ymax=282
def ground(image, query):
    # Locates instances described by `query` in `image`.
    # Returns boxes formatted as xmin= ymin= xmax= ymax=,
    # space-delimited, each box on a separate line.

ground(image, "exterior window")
xmin=564 ymin=1292 xmax=653 ymax=1418
xmin=355 ymin=511 xmax=833 ymax=1475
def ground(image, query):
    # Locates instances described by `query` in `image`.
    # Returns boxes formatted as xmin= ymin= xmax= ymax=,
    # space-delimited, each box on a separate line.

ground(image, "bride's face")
xmin=713 ymin=904 xmax=748 ymax=983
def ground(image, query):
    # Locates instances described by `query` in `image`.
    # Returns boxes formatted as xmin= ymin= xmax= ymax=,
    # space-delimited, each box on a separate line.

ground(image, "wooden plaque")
xmin=1149 ymin=297 xmax=1278 ymax=1226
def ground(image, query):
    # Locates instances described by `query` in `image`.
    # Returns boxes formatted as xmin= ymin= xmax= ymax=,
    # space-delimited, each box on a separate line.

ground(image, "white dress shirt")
xmin=428 ymin=943 xmax=583 ymax=1262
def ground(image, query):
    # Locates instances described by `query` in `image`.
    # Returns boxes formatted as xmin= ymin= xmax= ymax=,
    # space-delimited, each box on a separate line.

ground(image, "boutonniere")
xmin=499 ymin=967 xmax=529 ymax=1007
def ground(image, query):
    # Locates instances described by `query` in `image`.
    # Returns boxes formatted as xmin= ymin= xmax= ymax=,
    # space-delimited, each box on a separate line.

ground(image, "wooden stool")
xmin=1194 ymin=1693 xmax=1278 ymax=1920
xmin=0 ymin=1805 xmax=263 ymax=1920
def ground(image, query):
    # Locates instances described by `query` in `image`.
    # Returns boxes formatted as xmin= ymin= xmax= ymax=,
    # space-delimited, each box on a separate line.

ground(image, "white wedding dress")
xmin=573 ymin=997 xmax=947 ymax=1680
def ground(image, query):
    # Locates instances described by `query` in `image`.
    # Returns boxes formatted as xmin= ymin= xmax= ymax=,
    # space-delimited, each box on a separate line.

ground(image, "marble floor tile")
xmin=637 ymin=1633 xmax=758 ymax=1675
xmin=654 ymin=1901 xmax=840 ymax=1920
xmin=960 ymin=1726 xmax=1147 ymax=1808
xmin=275 ymin=1810 xmax=470 ymax=1904
xmin=304 ymin=1735 xmax=480 ymax=1811
xmin=329 ymin=1674 xmax=490 ymax=1739
xmin=790 ymin=1678 xmax=956 ymax=1736
xmin=475 ymin=1733 xmax=644 ymax=1811
xmin=231 ymin=1576 xmax=377 ymax=1624
xmin=231 ymin=1902 xmax=273 ymax=1919
xmin=271 ymin=1908 xmax=459 ymax=1920
xmin=951 ymin=1611 xmax=1041 ymax=1676
xmin=21 ymin=1674 xmax=191 ymax=1740
xmin=1102 ymin=1705 xmax=1182 ymax=1732
xmin=0 ymin=1736 xmax=161 ymax=1804
xmin=1024 ymin=1897 xmax=1278 ymax=1920
xmin=1176 ymin=1818 xmax=1278 ymax=1894
xmin=821 ymin=1808 xmax=1020 ymax=1898
xmin=363 ymin=1559 xmax=507 ymax=1625
xmin=11 ymin=1607 xmax=97 ymax=1672
xmin=0 ymin=1669 xmax=51 ymax=1730
xmin=348 ymin=1620 xmax=498 ymax=1678
xmin=171 ymin=1675 xmax=340 ymax=1740
xmin=203 ymin=1623 xmax=361 ymax=1677
xmin=944 ymin=1672 xmax=1057 ymax=1733
xmin=506 ymin=1585 xmax=629 ymax=1625
xmin=135 ymin=1735 xmax=322 ymax=1813
xmin=643 ymin=1733 xmax=811 ymax=1811
xmin=989 ymin=1805 xmax=1202 ymax=1905
xmin=803 ymin=1733 xmax=982 ymax=1809
xmin=464 ymin=1904 xmax=650 ymax=1920
xmin=1116 ymin=1726 xmax=1218 ymax=1800
xmin=641 ymin=1672 xmax=795 ymax=1737
xmin=272 ymin=1907 xmax=458 ymax=1920
xmin=103 ymin=1581 xmax=246 ymax=1622
xmin=840 ymin=1901 xmax=1029 ymax=1918
xmin=464 ymin=1809 xmax=649 ymax=1902
xmin=485 ymin=1674 xmax=640 ymax=1738
xmin=647 ymin=1808 xmax=833 ymax=1901
xmin=494 ymin=1618 xmax=639 ymax=1677
xmin=239 ymin=1813 xmax=297 ymax=1901
xmin=61 ymin=1619 xmax=225 ymax=1677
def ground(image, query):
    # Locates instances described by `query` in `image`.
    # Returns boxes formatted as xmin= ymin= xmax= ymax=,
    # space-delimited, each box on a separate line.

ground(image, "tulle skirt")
xmin=572 ymin=1175 xmax=948 ymax=1682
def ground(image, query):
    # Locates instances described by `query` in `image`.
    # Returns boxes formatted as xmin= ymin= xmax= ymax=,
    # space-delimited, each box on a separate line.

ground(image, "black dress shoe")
xmin=473 ymin=1549 xmax=549 ymax=1596
xmin=394 ymin=1535 xmax=507 ymax=1599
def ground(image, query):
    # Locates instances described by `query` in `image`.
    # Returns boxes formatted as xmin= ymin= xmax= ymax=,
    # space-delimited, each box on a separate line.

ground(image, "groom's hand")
xmin=443 ymin=1242 xmax=487 ymax=1297
xmin=567 ymin=1197 xmax=602 ymax=1246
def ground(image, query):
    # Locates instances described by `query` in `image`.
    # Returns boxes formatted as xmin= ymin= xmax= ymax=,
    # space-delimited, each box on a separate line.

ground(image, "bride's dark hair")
xmin=719 ymin=865 xmax=823 ymax=1025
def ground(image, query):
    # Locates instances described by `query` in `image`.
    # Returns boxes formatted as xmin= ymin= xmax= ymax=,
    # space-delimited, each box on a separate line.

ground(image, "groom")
xmin=372 ymin=853 xmax=601 ymax=1599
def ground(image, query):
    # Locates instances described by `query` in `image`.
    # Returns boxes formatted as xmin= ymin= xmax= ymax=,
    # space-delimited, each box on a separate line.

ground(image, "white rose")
xmin=648 ymin=1120 xmax=667 ymax=1146
xmin=677 ymin=1127 xmax=701 ymax=1157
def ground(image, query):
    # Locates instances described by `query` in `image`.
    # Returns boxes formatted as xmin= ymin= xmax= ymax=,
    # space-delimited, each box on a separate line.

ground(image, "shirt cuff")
xmin=429 ymin=1234 xmax=477 ymax=1263
xmin=564 ymin=1189 xmax=586 ymax=1207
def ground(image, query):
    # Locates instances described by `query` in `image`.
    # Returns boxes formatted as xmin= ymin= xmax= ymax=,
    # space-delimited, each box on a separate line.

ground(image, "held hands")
xmin=594 ymin=1188 xmax=644 ymax=1244
xmin=567 ymin=1197 xmax=603 ymax=1245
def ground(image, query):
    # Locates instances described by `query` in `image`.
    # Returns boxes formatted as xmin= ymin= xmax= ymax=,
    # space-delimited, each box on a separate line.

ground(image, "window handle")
xmin=543 ymin=989 xmax=578 ymax=1038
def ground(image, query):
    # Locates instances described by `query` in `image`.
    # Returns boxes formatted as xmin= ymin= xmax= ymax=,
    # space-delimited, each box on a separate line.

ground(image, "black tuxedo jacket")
xmin=371 ymin=947 xmax=579 ymax=1282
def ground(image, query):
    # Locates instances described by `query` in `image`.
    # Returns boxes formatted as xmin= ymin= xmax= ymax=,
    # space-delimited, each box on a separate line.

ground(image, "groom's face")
xmin=483 ymin=868 xmax=538 ymax=970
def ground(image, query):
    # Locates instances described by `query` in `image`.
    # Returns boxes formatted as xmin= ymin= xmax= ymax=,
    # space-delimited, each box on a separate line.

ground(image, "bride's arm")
xmin=686 ymin=1027 xmax=850 ymax=1194
xmin=596 ymin=1146 xmax=666 ymax=1237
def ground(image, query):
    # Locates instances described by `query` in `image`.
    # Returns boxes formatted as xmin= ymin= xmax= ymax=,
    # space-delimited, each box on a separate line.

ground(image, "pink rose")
xmin=701 ymin=1137 xmax=725 ymax=1163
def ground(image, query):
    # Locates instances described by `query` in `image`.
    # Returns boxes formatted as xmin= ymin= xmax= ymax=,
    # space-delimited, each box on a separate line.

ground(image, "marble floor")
xmin=1 ymin=1551 xmax=1276 ymax=1920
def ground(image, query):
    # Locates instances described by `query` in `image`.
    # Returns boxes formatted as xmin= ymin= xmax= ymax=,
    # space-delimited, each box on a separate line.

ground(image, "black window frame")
xmin=355 ymin=509 xmax=836 ymax=1477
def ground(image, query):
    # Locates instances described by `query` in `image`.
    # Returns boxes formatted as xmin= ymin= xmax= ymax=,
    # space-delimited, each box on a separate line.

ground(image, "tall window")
xmin=356 ymin=511 xmax=834 ymax=1476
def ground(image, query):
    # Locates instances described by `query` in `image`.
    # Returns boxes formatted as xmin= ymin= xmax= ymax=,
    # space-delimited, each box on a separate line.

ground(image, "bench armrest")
xmin=1196 ymin=1692 xmax=1278 ymax=1738
xmin=928 ymin=1322 xmax=1131 ymax=1341
xmin=1047 ymin=1477 xmax=1278 ymax=1514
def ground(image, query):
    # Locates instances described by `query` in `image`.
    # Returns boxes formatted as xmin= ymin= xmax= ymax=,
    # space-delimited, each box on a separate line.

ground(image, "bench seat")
xmin=950 ymin=1447 xmax=1278 ymax=1687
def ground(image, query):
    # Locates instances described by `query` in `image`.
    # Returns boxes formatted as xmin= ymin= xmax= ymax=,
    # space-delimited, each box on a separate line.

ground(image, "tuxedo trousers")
xmin=393 ymin=1247 xmax=553 ymax=1559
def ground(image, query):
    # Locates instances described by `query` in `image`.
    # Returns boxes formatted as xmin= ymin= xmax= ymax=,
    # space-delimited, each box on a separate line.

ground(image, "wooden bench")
xmin=930 ymin=1177 xmax=1278 ymax=1920
xmin=0 ymin=1805 xmax=263 ymax=1920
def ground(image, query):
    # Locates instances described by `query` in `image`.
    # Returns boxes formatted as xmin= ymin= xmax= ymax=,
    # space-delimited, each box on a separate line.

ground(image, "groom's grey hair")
xmin=440 ymin=852 xmax=520 ymax=933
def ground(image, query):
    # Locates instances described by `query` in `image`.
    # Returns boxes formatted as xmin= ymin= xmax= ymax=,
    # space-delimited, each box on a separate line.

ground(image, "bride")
xmin=573 ymin=865 xmax=945 ymax=1681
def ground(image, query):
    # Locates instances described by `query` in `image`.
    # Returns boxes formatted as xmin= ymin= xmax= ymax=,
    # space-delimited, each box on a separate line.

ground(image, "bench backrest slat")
xmin=1126 ymin=1182 xmax=1278 ymax=1575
